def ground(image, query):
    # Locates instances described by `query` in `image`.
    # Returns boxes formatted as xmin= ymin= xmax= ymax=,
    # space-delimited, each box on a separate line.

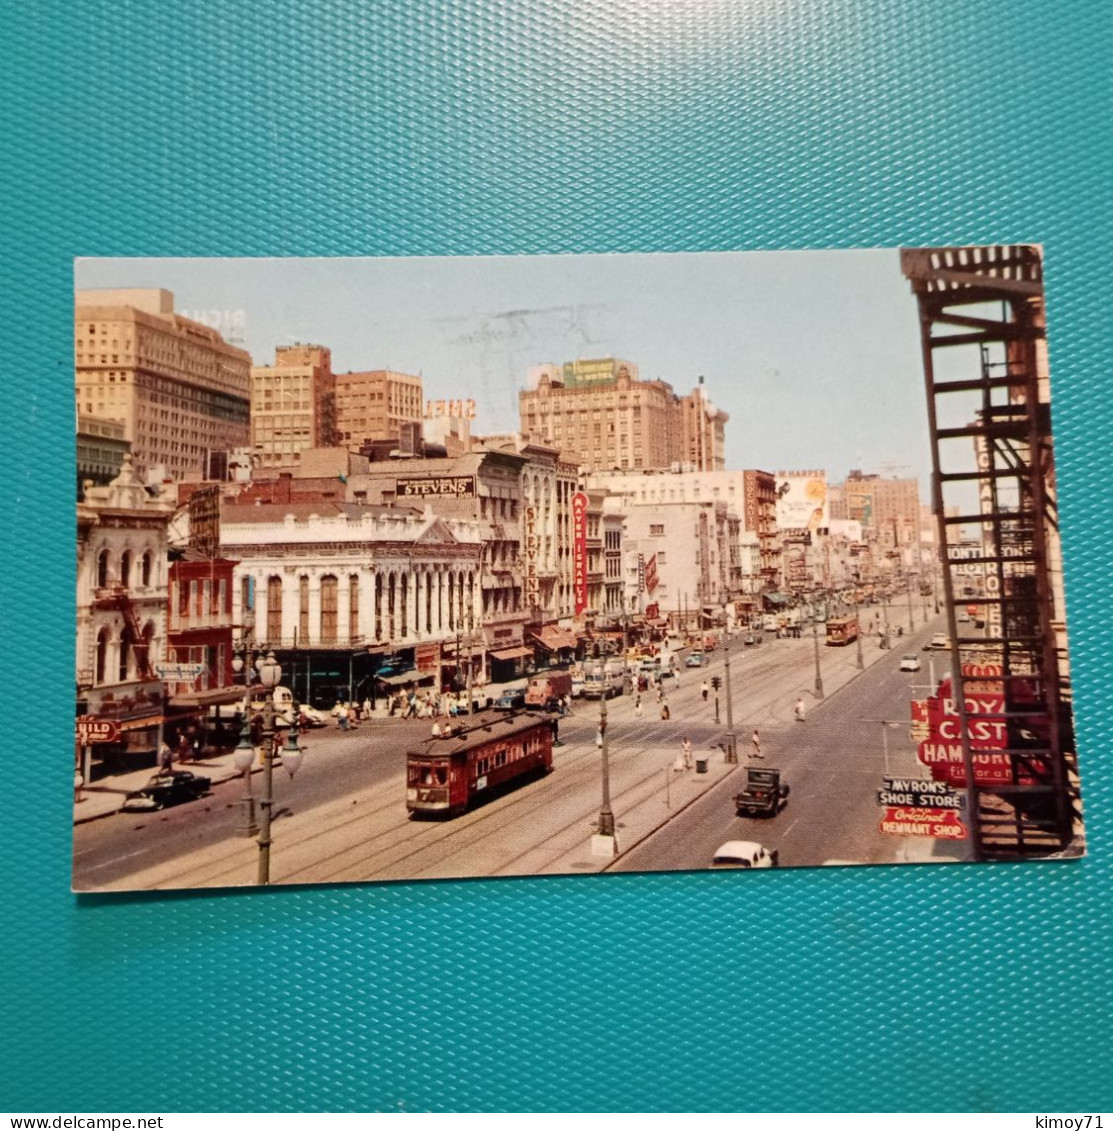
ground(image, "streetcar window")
xmin=435 ymin=765 xmax=447 ymax=785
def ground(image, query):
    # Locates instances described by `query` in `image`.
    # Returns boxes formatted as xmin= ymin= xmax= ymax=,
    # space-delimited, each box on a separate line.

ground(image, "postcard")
xmin=72 ymin=246 xmax=1084 ymax=891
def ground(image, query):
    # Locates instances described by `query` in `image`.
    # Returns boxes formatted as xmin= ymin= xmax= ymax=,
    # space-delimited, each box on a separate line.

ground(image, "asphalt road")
xmin=74 ymin=610 xmax=950 ymax=888
xmin=611 ymin=616 xmax=968 ymax=873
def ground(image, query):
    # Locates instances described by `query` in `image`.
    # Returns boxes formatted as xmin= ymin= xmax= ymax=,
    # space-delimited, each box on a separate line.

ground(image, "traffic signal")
xmin=711 ymin=676 xmax=722 ymax=691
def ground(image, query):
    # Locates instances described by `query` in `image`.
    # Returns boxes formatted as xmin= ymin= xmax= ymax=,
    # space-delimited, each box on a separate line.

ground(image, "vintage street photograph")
xmin=72 ymin=246 xmax=1084 ymax=891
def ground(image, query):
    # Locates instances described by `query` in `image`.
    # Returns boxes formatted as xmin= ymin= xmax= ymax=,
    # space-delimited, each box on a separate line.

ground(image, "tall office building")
xmin=841 ymin=471 xmax=922 ymax=549
xmin=250 ymin=345 xmax=337 ymax=469
xmin=74 ymin=289 xmax=251 ymax=482
xmin=518 ymin=358 xmax=728 ymax=473
xmin=335 ymin=369 xmax=423 ymax=449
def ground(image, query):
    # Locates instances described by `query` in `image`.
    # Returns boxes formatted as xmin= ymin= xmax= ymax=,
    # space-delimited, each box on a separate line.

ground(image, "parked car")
xmin=493 ymin=688 xmax=527 ymax=711
xmin=930 ymin=633 xmax=950 ymax=649
xmin=899 ymin=653 xmax=922 ymax=672
xmin=685 ymin=652 xmax=705 ymax=668
xmin=711 ymin=840 xmax=779 ymax=869
xmin=570 ymin=674 xmax=585 ymax=698
xmin=121 ymin=770 xmax=212 ymax=813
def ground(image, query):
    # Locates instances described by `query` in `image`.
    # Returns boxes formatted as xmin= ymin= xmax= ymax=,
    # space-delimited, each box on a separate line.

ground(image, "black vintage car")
xmin=734 ymin=767 xmax=790 ymax=818
xmin=121 ymin=770 xmax=212 ymax=813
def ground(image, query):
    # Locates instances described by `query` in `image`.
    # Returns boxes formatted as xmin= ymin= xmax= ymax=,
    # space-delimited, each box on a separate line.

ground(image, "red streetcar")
xmin=406 ymin=710 xmax=555 ymax=817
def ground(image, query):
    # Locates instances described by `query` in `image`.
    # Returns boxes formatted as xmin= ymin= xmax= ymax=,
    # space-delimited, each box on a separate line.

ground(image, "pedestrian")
xmin=159 ymin=741 xmax=173 ymax=772
xmin=751 ymin=728 xmax=763 ymax=758
xmin=176 ymin=732 xmax=192 ymax=764
xmin=363 ymin=696 xmax=373 ymax=719
xmin=635 ymin=694 xmax=643 ymax=718
xmin=682 ymin=736 xmax=693 ymax=770
xmin=701 ymin=680 xmax=709 ymax=701
xmin=348 ymin=703 xmax=359 ymax=729
xmin=794 ymin=696 xmax=806 ymax=723
xmin=660 ymin=700 xmax=670 ymax=721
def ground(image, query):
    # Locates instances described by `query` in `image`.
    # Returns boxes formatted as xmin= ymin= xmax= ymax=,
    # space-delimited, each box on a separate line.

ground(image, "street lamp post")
xmin=812 ymin=614 xmax=825 ymax=700
xmin=230 ymin=621 xmax=258 ymax=838
xmin=255 ymin=651 xmax=287 ymax=886
xmin=906 ymin=574 xmax=916 ymax=632
xmin=854 ymin=601 xmax=865 ymax=671
xmin=721 ymin=599 xmax=737 ymax=762
xmin=591 ymin=693 xmax=617 ymax=856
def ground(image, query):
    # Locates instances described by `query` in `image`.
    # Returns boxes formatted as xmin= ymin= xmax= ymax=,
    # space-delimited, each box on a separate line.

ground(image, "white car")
xmin=899 ymin=653 xmax=921 ymax=672
xmin=711 ymin=840 xmax=779 ymax=869
xmin=930 ymin=633 xmax=950 ymax=649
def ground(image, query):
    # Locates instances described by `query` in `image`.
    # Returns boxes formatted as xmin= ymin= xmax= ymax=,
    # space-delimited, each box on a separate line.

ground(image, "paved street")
xmin=73 ymin=601 xmax=950 ymax=891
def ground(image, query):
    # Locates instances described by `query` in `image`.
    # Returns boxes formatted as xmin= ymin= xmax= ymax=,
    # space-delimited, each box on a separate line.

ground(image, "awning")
xmin=169 ymin=686 xmax=246 ymax=709
xmin=531 ymin=626 xmax=578 ymax=652
xmin=117 ymin=715 xmax=164 ymax=732
xmin=376 ymin=669 xmax=423 ymax=685
xmin=490 ymin=646 xmax=533 ymax=661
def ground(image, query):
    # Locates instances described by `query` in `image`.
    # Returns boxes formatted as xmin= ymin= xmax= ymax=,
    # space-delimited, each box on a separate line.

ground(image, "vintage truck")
xmin=733 ymin=767 xmax=790 ymax=818
xmin=525 ymin=670 xmax=573 ymax=711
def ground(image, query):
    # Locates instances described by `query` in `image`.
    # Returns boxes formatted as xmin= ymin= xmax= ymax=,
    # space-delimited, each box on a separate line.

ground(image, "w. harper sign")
xmin=572 ymin=491 xmax=589 ymax=616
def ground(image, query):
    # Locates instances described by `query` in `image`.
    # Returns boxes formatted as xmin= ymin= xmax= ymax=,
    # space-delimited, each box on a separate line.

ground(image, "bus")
xmin=825 ymin=616 xmax=859 ymax=646
xmin=406 ymin=710 xmax=554 ymax=817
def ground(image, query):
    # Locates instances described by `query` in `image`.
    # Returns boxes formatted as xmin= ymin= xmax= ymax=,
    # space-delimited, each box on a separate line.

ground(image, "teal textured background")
xmin=2 ymin=0 xmax=1111 ymax=1113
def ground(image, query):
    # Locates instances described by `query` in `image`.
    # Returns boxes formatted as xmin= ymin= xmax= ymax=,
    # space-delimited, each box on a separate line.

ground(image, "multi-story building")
xmin=166 ymin=553 xmax=239 ymax=697
xmin=75 ymin=289 xmax=252 ymax=482
xmin=76 ymin=455 xmax=174 ymax=778
xmin=603 ymin=512 xmax=625 ymax=615
xmin=334 ymin=370 xmax=423 ymax=449
xmin=840 ymin=471 xmax=923 ymax=550
xmin=224 ymin=502 xmax=485 ymax=706
xmin=586 ymin=466 xmax=778 ymax=595
xmin=617 ymin=500 xmax=740 ymax=628
xmin=250 ymin=344 xmax=337 ymax=469
xmin=76 ymin=414 xmax=130 ymax=498
xmin=519 ymin=358 xmax=727 ymax=472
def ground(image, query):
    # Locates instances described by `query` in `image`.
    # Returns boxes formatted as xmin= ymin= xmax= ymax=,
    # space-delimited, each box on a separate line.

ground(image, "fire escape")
xmin=94 ymin=585 xmax=156 ymax=680
xmin=901 ymin=245 xmax=1080 ymax=859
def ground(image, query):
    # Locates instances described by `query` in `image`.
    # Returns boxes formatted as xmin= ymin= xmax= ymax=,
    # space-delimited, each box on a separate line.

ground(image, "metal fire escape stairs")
xmin=901 ymin=245 xmax=1079 ymax=860
xmin=95 ymin=585 xmax=157 ymax=680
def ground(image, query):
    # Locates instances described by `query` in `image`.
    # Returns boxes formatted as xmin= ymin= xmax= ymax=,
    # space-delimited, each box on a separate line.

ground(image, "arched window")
xmin=349 ymin=574 xmax=359 ymax=642
xmin=140 ymin=551 xmax=152 ymax=588
xmin=97 ymin=548 xmax=110 ymax=589
xmin=118 ymin=626 xmax=134 ymax=682
xmin=95 ymin=627 xmax=110 ymax=685
xmin=141 ymin=621 xmax=156 ymax=673
xmin=266 ymin=576 xmax=283 ymax=642
xmin=120 ymin=550 xmax=131 ymax=588
xmin=320 ymin=575 xmax=338 ymax=644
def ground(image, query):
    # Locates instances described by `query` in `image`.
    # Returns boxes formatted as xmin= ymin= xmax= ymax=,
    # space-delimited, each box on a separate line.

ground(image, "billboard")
xmin=395 ymin=475 xmax=476 ymax=498
xmin=775 ymin=471 xmax=828 ymax=533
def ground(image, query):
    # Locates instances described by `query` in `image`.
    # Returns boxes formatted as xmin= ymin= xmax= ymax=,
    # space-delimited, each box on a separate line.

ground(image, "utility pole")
xmin=906 ymin=574 xmax=916 ymax=632
xmin=722 ymin=636 xmax=737 ymax=762
xmin=854 ymin=601 xmax=865 ymax=671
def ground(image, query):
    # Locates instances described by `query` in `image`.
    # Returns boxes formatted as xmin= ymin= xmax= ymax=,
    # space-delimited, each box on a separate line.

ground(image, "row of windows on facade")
xmin=254 ymin=573 xmax=495 ymax=643
xmin=92 ymin=621 xmax=156 ymax=686
xmin=95 ymin=548 xmax=156 ymax=590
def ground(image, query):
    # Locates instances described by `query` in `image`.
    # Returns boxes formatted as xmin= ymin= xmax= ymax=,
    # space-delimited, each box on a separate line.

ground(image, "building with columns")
xmin=223 ymin=502 xmax=485 ymax=706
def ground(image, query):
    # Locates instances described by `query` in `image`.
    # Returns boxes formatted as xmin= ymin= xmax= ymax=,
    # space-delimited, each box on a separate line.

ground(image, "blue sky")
xmin=76 ymin=249 xmax=933 ymax=490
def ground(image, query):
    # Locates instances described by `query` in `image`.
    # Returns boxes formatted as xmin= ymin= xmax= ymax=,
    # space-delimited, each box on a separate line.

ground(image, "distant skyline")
xmin=76 ymin=249 xmax=937 ymax=492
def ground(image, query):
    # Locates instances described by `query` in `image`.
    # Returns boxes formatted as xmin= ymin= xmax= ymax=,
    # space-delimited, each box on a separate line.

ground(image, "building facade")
xmin=77 ymin=414 xmax=130 ymax=498
xmin=841 ymin=471 xmax=923 ymax=550
xmin=250 ymin=345 xmax=337 ymax=469
xmin=76 ymin=455 xmax=174 ymax=776
xmin=224 ymin=502 xmax=485 ymax=704
xmin=75 ymin=289 xmax=251 ymax=482
xmin=335 ymin=370 xmax=423 ymax=449
xmin=519 ymin=359 xmax=727 ymax=472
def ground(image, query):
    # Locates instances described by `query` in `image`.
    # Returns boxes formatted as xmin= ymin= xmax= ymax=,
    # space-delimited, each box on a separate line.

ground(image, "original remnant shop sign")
xmin=877 ymin=777 xmax=967 ymax=840
xmin=396 ymin=475 xmax=476 ymax=498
